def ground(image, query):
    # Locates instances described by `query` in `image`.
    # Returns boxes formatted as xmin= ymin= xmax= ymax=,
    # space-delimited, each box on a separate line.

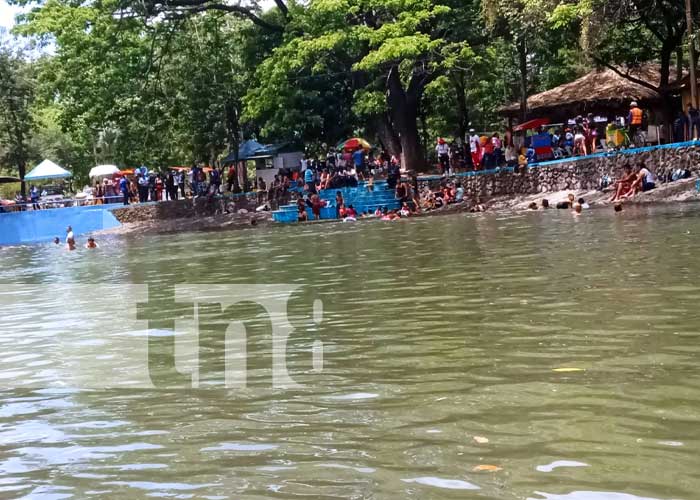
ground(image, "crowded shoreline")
xmin=3 ymin=139 xmax=700 ymax=247
xmin=92 ymin=172 xmax=700 ymax=241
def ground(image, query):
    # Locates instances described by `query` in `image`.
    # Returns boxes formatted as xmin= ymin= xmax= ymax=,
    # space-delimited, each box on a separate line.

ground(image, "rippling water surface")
xmin=1 ymin=205 xmax=700 ymax=499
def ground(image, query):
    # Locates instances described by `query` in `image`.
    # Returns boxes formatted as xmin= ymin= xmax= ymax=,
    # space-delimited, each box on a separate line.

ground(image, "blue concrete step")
xmin=273 ymin=182 xmax=404 ymax=223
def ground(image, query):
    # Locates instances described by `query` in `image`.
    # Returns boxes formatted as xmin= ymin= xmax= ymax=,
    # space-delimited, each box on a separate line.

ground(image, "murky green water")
xmin=1 ymin=205 xmax=700 ymax=499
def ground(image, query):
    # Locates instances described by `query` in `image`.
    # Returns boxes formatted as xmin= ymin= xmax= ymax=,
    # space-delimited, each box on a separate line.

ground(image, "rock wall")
xmin=419 ymin=144 xmax=700 ymax=199
xmin=110 ymin=193 xmax=262 ymax=224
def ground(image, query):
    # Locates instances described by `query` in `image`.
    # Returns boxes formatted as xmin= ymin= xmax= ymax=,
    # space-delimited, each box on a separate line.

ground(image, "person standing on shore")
xmin=627 ymin=101 xmax=644 ymax=146
xmin=191 ymin=164 xmax=201 ymax=197
xmin=119 ymin=175 xmax=129 ymax=205
xmin=165 ymin=171 xmax=175 ymax=201
xmin=688 ymin=103 xmax=700 ymax=140
xmin=436 ymin=138 xmax=450 ymax=175
xmin=674 ymin=111 xmax=689 ymax=143
xmin=137 ymin=166 xmax=149 ymax=203
xmin=177 ymin=170 xmax=185 ymax=198
xmin=30 ymin=185 xmax=40 ymax=210
xmin=304 ymin=164 xmax=315 ymax=194
xmin=469 ymin=129 xmax=481 ymax=170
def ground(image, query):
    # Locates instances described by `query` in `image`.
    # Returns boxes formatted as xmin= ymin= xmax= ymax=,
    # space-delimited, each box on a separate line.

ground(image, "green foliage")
xmin=0 ymin=44 xmax=34 ymax=187
xmin=3 ymin=0 xmax=693 ymax=174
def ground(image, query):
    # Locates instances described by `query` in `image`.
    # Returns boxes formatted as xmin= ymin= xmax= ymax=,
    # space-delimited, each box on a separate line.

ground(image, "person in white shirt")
xmin=435 ymin=138 xmax=450 ymax=175
xmin=628 ymin=163 xmax=656 ymax=194
xmin=65 ymin=226 xmax=76 ymax=251
xmin=469 ymin=129 xmax=481 ymax=168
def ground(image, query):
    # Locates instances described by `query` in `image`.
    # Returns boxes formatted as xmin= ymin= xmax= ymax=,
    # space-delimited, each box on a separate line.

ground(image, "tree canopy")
xmin=0 ymin=0 xmax=697 ymax=180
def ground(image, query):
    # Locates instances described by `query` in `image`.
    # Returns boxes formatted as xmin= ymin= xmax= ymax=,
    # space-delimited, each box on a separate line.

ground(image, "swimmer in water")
xmin=572 ymin=203 xmax=582 ymax=215
xmin=53 ymin=237 xmax=60 ymax=245
xmin=85 ymin=237 xmax=98 ymax=249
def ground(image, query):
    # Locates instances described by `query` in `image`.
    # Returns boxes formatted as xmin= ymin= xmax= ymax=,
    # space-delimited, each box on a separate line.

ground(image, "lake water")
xmin=1 ymin=205 xmax=700 ymax=499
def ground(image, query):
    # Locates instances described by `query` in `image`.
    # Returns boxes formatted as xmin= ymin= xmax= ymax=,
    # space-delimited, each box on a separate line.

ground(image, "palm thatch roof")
xmin=499 ymin=66 xmax=673 ymax=116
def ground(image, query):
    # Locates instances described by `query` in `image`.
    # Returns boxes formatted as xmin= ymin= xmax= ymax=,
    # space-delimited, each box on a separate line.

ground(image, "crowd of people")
xmin=673 ymin=102 xmax=700 ymax=142
xmin=294 ymin=172 xmax=488 ymax=223
xmin=431 ymin=102 xmax=653 ymax=175
xmin=115 ymin=165 xmax=223 ymax=206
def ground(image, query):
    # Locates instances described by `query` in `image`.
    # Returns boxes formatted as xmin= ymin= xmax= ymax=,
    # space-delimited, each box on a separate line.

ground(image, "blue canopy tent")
xmin=222 ymin=140 xmax=267 ymax=163
xmin=24 ymin=160 xmax=72 ymax=181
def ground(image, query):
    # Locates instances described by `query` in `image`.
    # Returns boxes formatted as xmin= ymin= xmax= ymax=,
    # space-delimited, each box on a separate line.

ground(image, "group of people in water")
xmin=54 ymin=226 xmax=99 ymax=251
xmin=527 ymin=193 xmax=592 ymax=215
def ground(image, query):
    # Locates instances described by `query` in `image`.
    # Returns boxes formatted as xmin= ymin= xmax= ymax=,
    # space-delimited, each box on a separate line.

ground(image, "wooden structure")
xmin=499 ymin=66 xmax=680 ymax=127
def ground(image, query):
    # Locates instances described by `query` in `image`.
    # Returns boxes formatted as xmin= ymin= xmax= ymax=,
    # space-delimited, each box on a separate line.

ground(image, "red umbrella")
xmin=338 ymin=138 xmax=372 ymax=152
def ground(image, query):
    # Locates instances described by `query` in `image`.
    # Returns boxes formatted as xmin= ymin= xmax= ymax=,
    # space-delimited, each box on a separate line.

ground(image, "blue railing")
xmin=414 ymin=140 xmax=700 ymax=183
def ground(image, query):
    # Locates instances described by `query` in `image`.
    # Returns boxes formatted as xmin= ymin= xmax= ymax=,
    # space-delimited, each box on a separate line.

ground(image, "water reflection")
xmin=1 ymin=204 xmax=700 ymax=498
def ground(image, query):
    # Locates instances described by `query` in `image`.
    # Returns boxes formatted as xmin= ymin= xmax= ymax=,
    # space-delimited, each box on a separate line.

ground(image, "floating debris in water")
xmin=536 ymin=460 xmax=589 ymax=472
xmin=402 ymin=477 xmax=480 ymax=490
xmin=473 ymin=464 xmax=502 ymax=472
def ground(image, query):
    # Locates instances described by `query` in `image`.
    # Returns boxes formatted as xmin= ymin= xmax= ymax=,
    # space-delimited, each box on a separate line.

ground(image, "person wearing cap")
xmin=627 ymin=101 xmax=644 ymax=146
xmin=435 ymin=138 xmax=450 ymax=175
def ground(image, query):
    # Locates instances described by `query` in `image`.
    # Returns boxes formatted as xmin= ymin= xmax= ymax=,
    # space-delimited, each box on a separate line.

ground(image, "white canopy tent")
xmin=24 ymin=160 xmax=72 ymax=181
xmin=89 ymin=164 xmax=120 ymax=178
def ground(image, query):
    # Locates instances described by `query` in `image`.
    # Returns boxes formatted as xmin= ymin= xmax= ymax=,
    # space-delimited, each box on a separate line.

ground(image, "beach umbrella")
xmin=24 ymin=160 xmax=72 ymax=181
xmin=89 ymin=164 xmax=120 ymax=178
xmin=338 ymin=137 xmax=372 ymax=152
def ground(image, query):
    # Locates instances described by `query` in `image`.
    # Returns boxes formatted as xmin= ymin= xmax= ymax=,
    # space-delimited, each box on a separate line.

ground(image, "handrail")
xmin=1 ymin=190 xmax=260 ymax=212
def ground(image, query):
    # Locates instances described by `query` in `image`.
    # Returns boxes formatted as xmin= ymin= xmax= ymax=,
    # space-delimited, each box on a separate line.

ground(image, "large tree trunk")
xmin=517 ymin=36 xmax=528 ymax=122
xmin=386 ymin=67 xmax=425 ymax=172
xmin=452 ymin=71 xmax=469 ymax=142
xmin=372 ymin=113 xmax=401 ymax=158
xmin=660 ymin=42 xmax=675 ymax=141
xmin=19 ymin=160 xmax=26 ymax=198
xmin=225 ymin=100 xmax=243 ymax=192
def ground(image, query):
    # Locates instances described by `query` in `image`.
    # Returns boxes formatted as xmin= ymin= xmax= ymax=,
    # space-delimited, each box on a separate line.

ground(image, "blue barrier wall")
xmin=0 ymin=205 xmax=121 ymax=246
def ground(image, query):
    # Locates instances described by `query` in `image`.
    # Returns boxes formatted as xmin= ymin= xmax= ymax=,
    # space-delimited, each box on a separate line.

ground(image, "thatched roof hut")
xmin=499 ymin=66 xmax=677 ymax=122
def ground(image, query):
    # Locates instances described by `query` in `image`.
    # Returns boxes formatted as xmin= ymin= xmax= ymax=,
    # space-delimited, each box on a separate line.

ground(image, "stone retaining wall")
xmin=419 ymin=144 xmax=700 ymax=199
xmin=110 ymin=193 xmax=261 ymax=224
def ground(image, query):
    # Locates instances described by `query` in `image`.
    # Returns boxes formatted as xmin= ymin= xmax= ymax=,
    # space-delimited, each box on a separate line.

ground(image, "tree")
xmin=553 ymin=0 xmax=700 ymax=128
xmin=0 ymin=44 xmax=34 ymax=196
xmin=17 ymin=0 xmax=254 ymax=174
xmin=244 ymin=0 xmax=478 ymax=171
